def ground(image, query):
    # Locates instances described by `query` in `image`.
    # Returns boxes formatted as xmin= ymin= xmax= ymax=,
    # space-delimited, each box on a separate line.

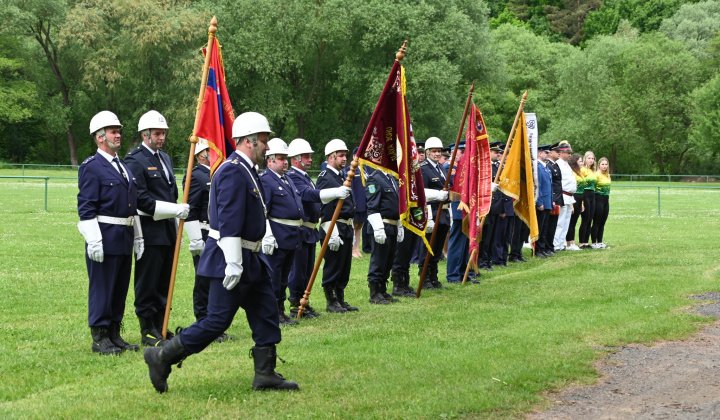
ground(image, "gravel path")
xmin=528 ymin=293 xmax=720 ymax=420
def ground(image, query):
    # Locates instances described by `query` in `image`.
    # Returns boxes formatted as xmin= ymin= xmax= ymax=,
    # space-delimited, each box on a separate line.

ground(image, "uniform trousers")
xmin=392 ymin=230 xmax=417 ymax=276
xmin=418 ymin=223 xmax=450 ymax=269
xmin=578 ymin=190 xmax=595 ymax=243
xmin=192 ymin=231 xmax=210 ymax=320
xmin=179 ymin=273 xmax=281 ymax=354
xmin=492 ymin=215 xmax=513 ymax=264
xmin=266 ymin=248 xmax=296 ymax=309
xmin=510 ymin=217 xmax=529 ymax=259
xmin=554 ymin=203 xmax=573 ymax=249
xmin=367 ymin=233 xmax=398 ymax=283
xmin=535 ymin=209 xmax=551 ymax=253
xmin=322 ymin=237 xmax=353 ymax=290
xmin=288 ymin=241 xmax=315 ymax=300
xmin=478 ymin=214 xmax=497 ymax=268
xmin=566 ymin=193 xmax=583 ymax=242
xmin=446 ymin=220 xmax=469 ymax=281
xmin=544 ymin=213 xmax=558 ymax=252
xmin=134 ymin=245 xmax=173 ymax=318
xmin=87 ymin=252 xmax=132 ymax=327
xmin=591 ymin=194 xmax=609 ymax=243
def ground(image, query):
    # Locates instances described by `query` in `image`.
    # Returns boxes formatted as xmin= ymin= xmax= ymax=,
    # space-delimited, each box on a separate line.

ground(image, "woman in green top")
xmin=565 ymin=154 xmax=585 ymax=251
xmin=578 ymin=151 xmax=597 ymax=249
xmin=591 ymin=157 xmax=611 ymax=249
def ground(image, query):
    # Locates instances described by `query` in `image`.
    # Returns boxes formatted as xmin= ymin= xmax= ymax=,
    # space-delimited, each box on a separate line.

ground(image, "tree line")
xmin=1 ymin=0 xmax=719 ymax=175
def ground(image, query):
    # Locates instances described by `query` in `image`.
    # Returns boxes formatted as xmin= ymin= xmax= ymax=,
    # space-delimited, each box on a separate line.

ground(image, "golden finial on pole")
xmin=396 ymin=40 xmax=408 ymax=61
xmin=209 ymin=16 xmax=217 ymax=35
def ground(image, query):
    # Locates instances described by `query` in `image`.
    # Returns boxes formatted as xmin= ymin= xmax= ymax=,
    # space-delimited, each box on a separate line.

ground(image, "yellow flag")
xmin=497 ymin=112 xmax=539 ymax=242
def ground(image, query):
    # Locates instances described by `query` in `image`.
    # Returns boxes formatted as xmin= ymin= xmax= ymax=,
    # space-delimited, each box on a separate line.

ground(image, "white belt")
xmin=207 ymin=229 xmax=262 ymax=252
xmin=382 ymin=218 xmax=398 ymax=224
xmin=97 ymin=215 xmax=134 ymax=226
xmin=200 ymin=221 xmax=210 ymax=231
xmin=442 ymin=204 xmax=450 ymax=210
xmin=269 ymin=217 xmax=303 ymax=227
xmin=336 ymin=218 xmax=353 ymax=226
xmin=302 ymin=221 xmax=317 ymax=229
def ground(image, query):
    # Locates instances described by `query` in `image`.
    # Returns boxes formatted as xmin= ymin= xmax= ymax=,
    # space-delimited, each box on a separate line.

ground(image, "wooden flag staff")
xmin=297 ymin=41 xmax=409 ymax=318
xmin=416 ymin=81 xmax=475 ymax=297
xmin=162 ymin=17 xmax=218 ymax=338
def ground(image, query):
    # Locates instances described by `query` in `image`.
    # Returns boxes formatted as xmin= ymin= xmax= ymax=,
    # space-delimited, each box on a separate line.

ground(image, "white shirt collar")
xmin=269 ymin=168 xmax=284 ymax=179
xmin=236 ymin=150 xmax=255 ymax=168
xmin=142 ymin=142 xmax=160 ymax=155
xmin=327 ymin=165 xmax=340 ymax=175
xmin=201 ymin=164 xmax=211 ymax=170
xmin=291 ymin=166 xmax=307 ymax=176
xmin=96 ymin=148 xmax=117 ymax=163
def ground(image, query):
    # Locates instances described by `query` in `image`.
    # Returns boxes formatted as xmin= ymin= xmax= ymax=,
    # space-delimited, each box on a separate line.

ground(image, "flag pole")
xmin=462 ymin=249 xmax=477 ymax=285
xmin=475 ymin=91 xmax=528 ymax=234
xmin=298 ymin=41 xmax=409 ymax=318
xmin=416 ymin=81 xmax=475 ymax=297
xmin=162 ymin=16 xmax=217 ymax=338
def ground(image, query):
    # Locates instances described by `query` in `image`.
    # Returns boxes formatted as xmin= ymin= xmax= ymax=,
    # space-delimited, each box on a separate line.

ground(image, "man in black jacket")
xmin=125 ymin=110 xmax=189 ymax=347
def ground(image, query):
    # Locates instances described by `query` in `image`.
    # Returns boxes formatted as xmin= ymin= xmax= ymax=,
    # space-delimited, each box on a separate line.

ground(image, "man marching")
xmin=125 ymin=110 xmax=190 ymax=346
xmin=286 ymin=138 xmax=350 ymax=318
xmin=78 ymin=111 xmax=143 ymax=354
xmin=144 ymin=111 xmax=298 ymax=393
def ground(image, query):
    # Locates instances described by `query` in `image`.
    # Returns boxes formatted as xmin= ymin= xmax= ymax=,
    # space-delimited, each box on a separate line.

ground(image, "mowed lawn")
xmin=1 ymin=173 xmax=719 ymax=419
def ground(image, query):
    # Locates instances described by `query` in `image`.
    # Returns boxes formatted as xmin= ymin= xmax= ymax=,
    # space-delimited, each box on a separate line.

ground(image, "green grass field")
xmin=1 ymin=171 xmax=719 ymax=419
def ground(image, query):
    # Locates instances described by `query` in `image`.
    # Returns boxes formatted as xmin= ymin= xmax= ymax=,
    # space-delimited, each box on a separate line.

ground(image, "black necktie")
xmin=112 ymin=157 xmax=128 ymax=184
xmin=154 ymin=152 xmax=170 ymax=183
xmin=281 ymin=175 xmax=289 ymax=185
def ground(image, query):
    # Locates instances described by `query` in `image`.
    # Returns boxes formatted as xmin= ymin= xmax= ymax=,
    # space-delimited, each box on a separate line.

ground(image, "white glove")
xmin=78 ymin=218 xmax=104 ymax=262
xmin=426 ymin=219 xmax=435 ymax=232
xmin=328 ymin=235 xmax=344 ymax=252
xmin=397 ymin=223 xmax=405 ymax=243
xmin=491 ymin=182 xmax=499 ymax=192
xmin=319 ymin=186 xmax=351 ymax=204
xmin=367 ymin=213 xmax=386 ymax=245
xmin=424 ymin=189 xmax=449 ymax=202
xmin=153 ymin=201 xmax=190 ymax=220
xmin=133 ymin=216 xmax=144 ymax=260
xmin=218 ymin=237 xmax=243 ymax=290
xmin=185 ymin=220 xmax=205 ymax=256
xmin=262 ymin=220 xmax=278 ymax=255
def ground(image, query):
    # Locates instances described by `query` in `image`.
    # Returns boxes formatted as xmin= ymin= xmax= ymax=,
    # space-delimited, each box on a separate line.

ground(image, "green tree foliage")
xmin=545 ymin=0 xmax=602 ymax=45
xmin=547 ymin=31 xmax=703 ymax=174
xmin=659 ymin=0 xmax=720 ymax=60
xmin=689 ymin=73 xmax=720 ymax=163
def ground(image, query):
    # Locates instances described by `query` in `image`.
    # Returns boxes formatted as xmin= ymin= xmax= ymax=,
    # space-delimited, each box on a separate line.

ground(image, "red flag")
xmin=195 ymin=38 xmax=235 ymax=175
xmin=356 ymin=61 xmax=431 ymax=251
xmin=450 ymin=103 xmax=491 ymax=269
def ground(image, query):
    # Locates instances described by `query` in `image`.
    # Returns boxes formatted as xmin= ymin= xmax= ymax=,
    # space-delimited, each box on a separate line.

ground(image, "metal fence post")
xmin=44 ymin=177 xmax=48 ymax=211
xmin=657 ymin=186 xmax=661 ymax=217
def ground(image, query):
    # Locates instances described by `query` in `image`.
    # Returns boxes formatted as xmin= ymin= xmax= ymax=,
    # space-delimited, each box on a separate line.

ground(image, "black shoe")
xmin=379 ymin=281 xmax=399 ymax=302
xmin=368 ymin=282 xmax=390 ymax=304
xmin=153 ymin=312 xmax=174 ymax=340
xmin=139 ymin=316 xmax=167 ymax=347
xmin=278 ymin=312 xmax=299 ymax=326
xmin=144 ymin=335 xmax=188 ymax=393
xmin=517 ymin=256 xmax=529 ymax=262
xmin=108 ymin=321 xmax=139 ymax=352
xmin=336 ymin=287 xmax=359 ymax=311
xmin=214 ymin=332 xmax=234 ymax=343
xmin=250 ymin=345 xmax=299 ymax=391
xmin=91 ymin=326 xmax=123 ymax=355
xmin=323 ymin=287 xmax=347 ymax=313
xmin=580 ymin=244 xmax=592 ymax=249
xmin=288 ymin=297 xmax=316 ymax=319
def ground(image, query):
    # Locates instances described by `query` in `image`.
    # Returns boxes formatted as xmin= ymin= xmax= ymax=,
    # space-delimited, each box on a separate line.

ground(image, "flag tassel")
xmin=162 ymin=16 xmax=218 ymax=338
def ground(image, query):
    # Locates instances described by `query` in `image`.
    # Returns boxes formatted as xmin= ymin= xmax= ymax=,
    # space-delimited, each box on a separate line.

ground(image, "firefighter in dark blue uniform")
xmin=259 ymin=138 xmax=304 ymax=326
xmin=543 ymin=142 xmax=563 ymax=257
xmin=477 ymin=142 xmax=503 ymax=271
xmin=144 ymin=111 xmax=299 ymax=393
xmin=365 ymin=165 xmax=405 ymax=303
xmin=418 ymin=137 xmax=450 ymax=289
xmin=492 ymin=144 xmax=514 ymax=267
xmin=286 ymin=139 xmax=350 ymax=318
xmin=535 ymin=144 xmax=554 ymax=258
xmin=317 ymin=139 xmax=358 ymax=313
xmin=78 ymin=111 xmax=143 ymax=354
xmin=183 ymin=143 xmax=232 ymax=342
xmin=124 ymin=110 xmax=190 ymax=346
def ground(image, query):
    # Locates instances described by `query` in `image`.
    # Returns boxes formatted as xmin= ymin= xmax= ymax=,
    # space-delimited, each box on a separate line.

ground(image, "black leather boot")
xmin=368 ymin=282 xmax=390 ymax=304
xmin=429 ymin=266 xmax=447 ymax=289
xmin=419 ymin=266 xmax=437 ymax=290
xmin=336 ymin=287 xmax=359 ymax=311
xmin=153 ymin=312 xmax=174 ymax=339
xmin=91 ymin=326 xmax=123 ymax=355
xmin=250 ymin=345 xmax=299 ymax=390
xmin=139 ymin=316 xmax=166 ymax=347
xmin=380 ymin=281 xmax=399 ymax=302
xmin=108 ymin=321 xmax=139 ymax=352
xmin=288 ymin=296 xmax=315 ymax=319
xmin=324 ymin=286 xmax=347 ymax=313
xmin=391 ymin=273 xmax=411 ymax=297
xmin=143 ymin=335 xmax=188 ymax=393
xmin=278 ymin=301 xmax=299 ymax=326
xmin=403 ymin=272 xmax=416 ymax=295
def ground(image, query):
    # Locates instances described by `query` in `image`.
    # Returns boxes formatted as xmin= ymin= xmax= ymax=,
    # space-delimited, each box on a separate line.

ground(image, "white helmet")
xmin=266 ymin=138 xmax=289 ymax=156
xmin=288 ymin=138 xmax=314 ymax=157
xmin=195 ymin=142 xmax=209 ymax=155
xmin=425 ymin=137 xmax=443 ymax=150
xmin=138 ymin=110 xmax=169 ymax=132
xmin=89 ymin=111 xmax=122 ymax=134
xmin=325 ymin=139 xmax=348 ymax=156
xmin=232 ymin=111 xmax=273 ymax=139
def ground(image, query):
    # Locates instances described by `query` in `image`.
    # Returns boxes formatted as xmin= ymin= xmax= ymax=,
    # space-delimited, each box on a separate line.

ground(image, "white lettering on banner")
xmin=525 ymin=113 xmax=539 ymax=200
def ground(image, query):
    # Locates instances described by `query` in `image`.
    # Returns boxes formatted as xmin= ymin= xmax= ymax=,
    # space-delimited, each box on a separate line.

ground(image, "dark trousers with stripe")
xmin=288 ymin=241 xmax=316 ymax=300
xmin=87 ymin=253 xmax=132 ymax=327
xmin=134 ymin=245 xmax=173 ymax=318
